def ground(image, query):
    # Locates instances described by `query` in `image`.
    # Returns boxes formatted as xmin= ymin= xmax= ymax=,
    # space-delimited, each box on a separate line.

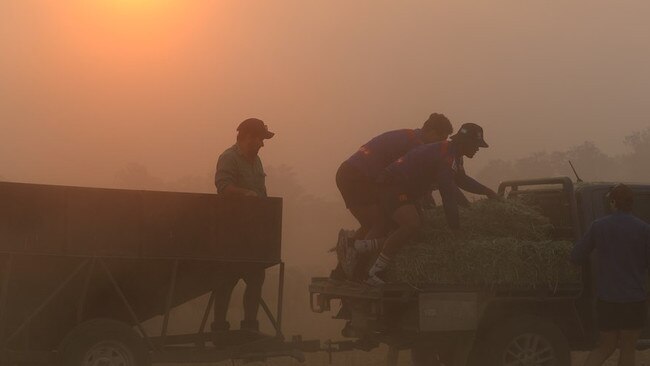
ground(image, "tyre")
xmin=60 ymin=319 xmax=150 ymax=366
xmin=480 ymin=316 xmax=570 ymax=366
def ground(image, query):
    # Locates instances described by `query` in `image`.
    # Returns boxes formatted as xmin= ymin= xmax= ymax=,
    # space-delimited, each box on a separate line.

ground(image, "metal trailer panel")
xmin=0 ymin=255 xmax=279 ymax=352
xmin=65 ymin=187 xmax=142 ymax=257
xmin=0 ymin=183 xmax=67 ymax=254
xmin=418 ymin=292 xmax=479 ymax=332
xmin=0 ymin=181 xmax=282 ymax=263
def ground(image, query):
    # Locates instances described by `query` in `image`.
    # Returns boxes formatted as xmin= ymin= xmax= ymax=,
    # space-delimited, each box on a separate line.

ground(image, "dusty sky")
xmin=1 ymin=1 xmax=649 ymax=199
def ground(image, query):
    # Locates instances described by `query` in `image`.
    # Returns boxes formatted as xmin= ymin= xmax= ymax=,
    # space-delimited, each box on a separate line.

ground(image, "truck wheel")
xmin=481 ymin=317 xmax=570 ymax=366
xmin=60 ymin=319 xmax=150 ymax=366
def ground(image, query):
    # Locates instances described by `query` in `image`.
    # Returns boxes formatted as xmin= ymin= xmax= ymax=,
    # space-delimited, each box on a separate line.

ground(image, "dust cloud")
xmin=2 ymin=0 xmax=650 ymax=357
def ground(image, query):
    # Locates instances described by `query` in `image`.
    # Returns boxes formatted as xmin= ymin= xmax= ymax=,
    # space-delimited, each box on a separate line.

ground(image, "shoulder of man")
xmin=216 ymin=146 xmax=241 ymax=172
xmin=217 ymin=145 xmax=238 ymax=161
xmin=592 ymin=215 xmax=611 ymax=226
xmin=630 ymin=214 xmax=650 ymax=229
xmin=434 ymin=141 xmax=457 ymax=170
xmin=370 ymin=128 xmax=407 ymax=142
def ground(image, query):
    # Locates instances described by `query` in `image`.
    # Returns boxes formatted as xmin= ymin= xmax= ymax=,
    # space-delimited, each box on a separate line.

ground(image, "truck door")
xmin=631 ymin=191 xmax=650 ymax=224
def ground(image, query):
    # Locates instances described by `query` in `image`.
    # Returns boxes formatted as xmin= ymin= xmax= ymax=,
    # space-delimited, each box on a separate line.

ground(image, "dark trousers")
xmin=212 ymin=268 xmax=266 ymax=330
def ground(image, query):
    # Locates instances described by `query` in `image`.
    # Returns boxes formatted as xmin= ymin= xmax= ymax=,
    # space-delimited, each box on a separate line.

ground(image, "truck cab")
xmin=309 ymin=177 xmax=650 ymax=366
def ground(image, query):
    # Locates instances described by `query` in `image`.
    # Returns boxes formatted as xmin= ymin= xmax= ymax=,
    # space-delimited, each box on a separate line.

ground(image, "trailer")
xmin=0 ymin=181 xmax=317 ymax=365
xmin=310 ymin=177 xmax=650 ymax=366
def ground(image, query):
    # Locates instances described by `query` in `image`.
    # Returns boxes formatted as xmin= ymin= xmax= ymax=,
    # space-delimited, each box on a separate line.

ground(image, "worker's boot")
xmin=335 ymin=229 xmax=358 ymax=278
xmin=365 ymin=254 xmax=390 ymax=286
xmin=210 ymin=321 xmax=232 ymax=348
xmin=239 ymin=320 xmax=272 ymax=363
xmin=365 ymin=271 xmax=387 ymax=286
xmin=240 ymin=320 xmax=260 ymax=332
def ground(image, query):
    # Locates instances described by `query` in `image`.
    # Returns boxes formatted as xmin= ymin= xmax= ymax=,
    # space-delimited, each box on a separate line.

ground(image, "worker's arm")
xmin=570 ymin=223 xmax=596 ymax=264
xmin=455 ymin=186 xmax=471 ymax=207
xmin=437 ymin=168 xmax=460 ymax=230
xmin=214 ymin=154 xmax=258 ymax=197
xmin=455 ymin=170 xmax=497 ymax=198
xmin=419 ymin=191 xmax=436 ymax=208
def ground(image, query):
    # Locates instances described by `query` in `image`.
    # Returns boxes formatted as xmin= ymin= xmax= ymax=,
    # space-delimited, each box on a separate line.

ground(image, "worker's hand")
xmin=485 ymin=189 xmax=499 ymax=200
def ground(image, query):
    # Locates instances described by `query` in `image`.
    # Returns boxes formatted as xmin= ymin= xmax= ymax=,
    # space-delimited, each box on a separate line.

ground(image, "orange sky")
xmin=1 ymin=1 xmax=650 ymax=198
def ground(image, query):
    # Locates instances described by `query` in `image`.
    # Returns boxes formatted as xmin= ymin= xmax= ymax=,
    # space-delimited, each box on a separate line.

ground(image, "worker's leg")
xmin=583 ymin=331 xmax=618 ymax=366
xmin=211 ymin=276 xmax=239 ymax=331
xmin=365 ymin=213 xmax=391 ymax=240
xmin=617 ymin=329 xmax=640 ymax=366
xmin=350 ymin=204 xmax=387 ymax=252
xmin=241 ymin=268 xmax=266 ymax=330
xmin=336 ymin=162 xmax=378 ymax=240
xmin=382 ymin=203 xmax=420 ymax=258
xmin=367 ymin=203 xmax=420 ymax=282
xmin=349 ymin=204 xmax=382 ymax=241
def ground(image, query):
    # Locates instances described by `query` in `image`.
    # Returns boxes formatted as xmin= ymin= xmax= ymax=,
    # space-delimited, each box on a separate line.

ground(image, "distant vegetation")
xmin=477 ymin=128 xmax=650 ymax=189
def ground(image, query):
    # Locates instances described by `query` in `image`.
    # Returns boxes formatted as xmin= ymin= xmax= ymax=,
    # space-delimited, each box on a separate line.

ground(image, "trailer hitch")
xmin=322 ymin=338 xmax=380 ymax=364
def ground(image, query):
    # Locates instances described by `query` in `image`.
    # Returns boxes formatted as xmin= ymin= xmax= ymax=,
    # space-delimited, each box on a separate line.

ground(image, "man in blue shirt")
xmin=363 ymin=123 xmax=497 ymax=285
xmin=571 ymin=184 xmax=650 ymax=366
xmin=336 ymin=113 xmax=453 ymax=243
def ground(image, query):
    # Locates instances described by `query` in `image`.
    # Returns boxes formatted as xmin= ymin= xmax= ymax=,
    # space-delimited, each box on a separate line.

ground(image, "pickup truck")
xmin=309 ymin=177 xmax=650 ymax=366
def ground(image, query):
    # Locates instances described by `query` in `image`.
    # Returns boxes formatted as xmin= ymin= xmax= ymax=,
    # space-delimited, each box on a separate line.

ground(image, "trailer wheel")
xmin=60 ymin=319 xmax=150 ymax=366
xmin=481 ymin=316 xmax=570 ymax=366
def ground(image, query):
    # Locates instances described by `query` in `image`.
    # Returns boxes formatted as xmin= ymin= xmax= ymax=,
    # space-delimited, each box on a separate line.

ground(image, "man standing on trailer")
xmin=571 ymin=184 xmax=650 ymax=366
xmin=212 ymin=118 xmax=274 ymax=341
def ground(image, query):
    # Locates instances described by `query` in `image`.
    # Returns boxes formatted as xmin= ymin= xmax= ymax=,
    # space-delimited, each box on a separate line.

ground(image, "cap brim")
xmin=478 ymin=140 xmax=489 ymax=148
xmin=262 ymin=131 xmax=275 ymax=139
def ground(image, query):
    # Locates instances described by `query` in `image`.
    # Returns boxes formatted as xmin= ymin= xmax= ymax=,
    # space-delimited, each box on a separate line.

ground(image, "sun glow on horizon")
xmin=45 ymin=1 xmax=207 ymax=76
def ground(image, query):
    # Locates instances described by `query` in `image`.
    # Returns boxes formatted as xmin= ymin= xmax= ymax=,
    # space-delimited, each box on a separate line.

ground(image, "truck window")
xmin=512 ymin=189 xmax=574 ymax=240
xmin=633 ymin=194 xmax=650 ymax=224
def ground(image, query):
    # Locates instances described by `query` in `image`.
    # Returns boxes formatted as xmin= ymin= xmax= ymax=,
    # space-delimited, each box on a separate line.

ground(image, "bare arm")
xmin=455 ymin=186 xmax=471 ymax=207
xmin=456 ymin=171 xmax=497 ymax=198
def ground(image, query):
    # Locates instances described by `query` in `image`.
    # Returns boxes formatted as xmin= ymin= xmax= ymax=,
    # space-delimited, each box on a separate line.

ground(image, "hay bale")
xmin=419 ymin=198 xmax=554 ymax=242
xmin=386 ymin=199 xmax=580 ymax=289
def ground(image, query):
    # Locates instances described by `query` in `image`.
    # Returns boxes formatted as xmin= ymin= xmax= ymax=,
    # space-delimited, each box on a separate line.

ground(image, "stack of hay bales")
xmin=387 ymin=199 xmax=580 ymax=289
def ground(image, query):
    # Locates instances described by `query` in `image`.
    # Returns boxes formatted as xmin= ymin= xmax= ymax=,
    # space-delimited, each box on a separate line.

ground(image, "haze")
xmin=2 ymin=1 xmax=649 ymax=198
xmin=3 ymin=0 xmax=650 ymax=346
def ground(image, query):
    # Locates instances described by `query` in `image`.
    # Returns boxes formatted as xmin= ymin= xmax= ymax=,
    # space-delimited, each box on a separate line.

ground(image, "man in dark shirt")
xmin=336 ymin=113 xmax=453 ymax=241
xmin=211 ymin=118 xmax=274 ymax=340
xmin=364 ymin=123 xmax=496 ymax=285
xmin=571 ymin=184 xmax=650 ymax=366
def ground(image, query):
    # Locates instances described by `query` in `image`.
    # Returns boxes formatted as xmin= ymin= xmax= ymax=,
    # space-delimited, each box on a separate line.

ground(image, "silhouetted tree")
xmin=166 ymin=173 xmax=213 ymax=193
xmin=114 ymin=163 xmax=165 ymax=190
xmin=622 ymin=128 xmax=650 ymax=181
xmin=477 ymin=129 xmax=650 ymax=188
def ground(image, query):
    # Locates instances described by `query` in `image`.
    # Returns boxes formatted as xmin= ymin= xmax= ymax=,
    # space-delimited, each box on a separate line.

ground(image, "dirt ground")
xmin=173 ymin=348 xmax=650 ymax=366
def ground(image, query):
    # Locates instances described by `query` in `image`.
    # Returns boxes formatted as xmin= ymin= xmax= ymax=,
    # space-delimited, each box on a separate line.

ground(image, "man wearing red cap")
xmin=212 ymin=118 xmax=274 ymax=342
